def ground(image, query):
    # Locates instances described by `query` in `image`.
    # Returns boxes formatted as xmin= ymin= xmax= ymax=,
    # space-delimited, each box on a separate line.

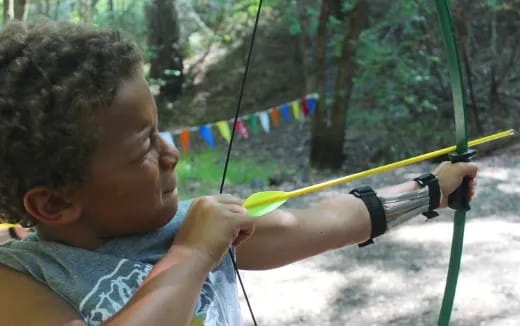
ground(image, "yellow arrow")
xmin=244 ymin=129 xmax=514 ymax=216
xmin=0 ymin=223 xmax=18 ymax=228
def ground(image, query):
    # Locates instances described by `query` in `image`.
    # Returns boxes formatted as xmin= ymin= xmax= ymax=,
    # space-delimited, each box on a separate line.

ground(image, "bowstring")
xmin=219 ymin=1 xmax=263 ymax=325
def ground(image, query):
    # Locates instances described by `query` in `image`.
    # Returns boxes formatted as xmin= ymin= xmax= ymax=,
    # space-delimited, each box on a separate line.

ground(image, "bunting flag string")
xmin=216 ymin=121 xmax=232 ymax=143
xmin=159 ymin=131 xmax=175 ymax=146
xmin=270 ymin=108 xmax=280 ymax=127
xmin=180 ymin=129 xmax=191 ymax=152
xmin=163 ymin=93 xmax=318 ymax=150
xmin=236 ymin=119 xmax=249 ymax=139
xmin=199 ymin=125 xmax=216 ymax=149
xmin=281 ymin=104 xmax=291 ymax=123
xmin=259 ymin=112 xmax=270 ymax=133
xmin=301 ymin=98 xmax=309 ymax=117
xmin=249 ymin=114 xmax=260 ymax=135
xmin=291 ymin=101 xmax=301 ymax=121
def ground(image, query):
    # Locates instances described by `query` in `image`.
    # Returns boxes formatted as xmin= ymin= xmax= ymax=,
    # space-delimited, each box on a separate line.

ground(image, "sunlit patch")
xmin=497 ymin=183 xmax=520 ymax=194
xmin=479 ymin=168 xmax=511 ymax=181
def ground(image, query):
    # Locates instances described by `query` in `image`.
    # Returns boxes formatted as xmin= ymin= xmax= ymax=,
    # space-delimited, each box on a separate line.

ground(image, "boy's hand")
xmin=173 ymin=194 xmax=255 ymax=267
xmin=433 ymin=162 xmax=478 ymax=208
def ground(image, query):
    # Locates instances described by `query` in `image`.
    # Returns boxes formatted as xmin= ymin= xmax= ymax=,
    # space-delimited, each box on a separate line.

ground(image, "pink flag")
xmin=236 ymin=119 xmax=249 ymax=139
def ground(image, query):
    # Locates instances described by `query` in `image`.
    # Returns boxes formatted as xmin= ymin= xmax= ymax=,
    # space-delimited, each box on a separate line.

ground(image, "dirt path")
xmin=238 ymin=140 xmax=520 ymax=325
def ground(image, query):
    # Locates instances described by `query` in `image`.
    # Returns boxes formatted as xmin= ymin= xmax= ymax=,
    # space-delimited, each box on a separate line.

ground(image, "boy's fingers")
xmin=216 ymin=194 xmax=244 ymax=206
xmin=232 ymin=226 xmax=255 ymax=247
xmin=459 ymin=162 xmax=478 ymax=177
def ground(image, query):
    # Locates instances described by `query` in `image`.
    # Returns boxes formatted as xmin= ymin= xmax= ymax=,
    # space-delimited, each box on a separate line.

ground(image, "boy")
xmin=0 ymin=20 xmax=477 ymax=325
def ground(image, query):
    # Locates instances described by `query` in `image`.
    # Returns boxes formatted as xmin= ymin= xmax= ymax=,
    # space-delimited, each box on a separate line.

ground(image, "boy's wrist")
xmin=167 ymin=245 xmax=216 ymax=269
xmin=148 ymin=245 xmax=215 ymax=282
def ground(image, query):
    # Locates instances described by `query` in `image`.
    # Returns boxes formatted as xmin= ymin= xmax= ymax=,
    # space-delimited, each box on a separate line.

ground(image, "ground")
xmin=233 ymin=127 xmax=519 ymax=325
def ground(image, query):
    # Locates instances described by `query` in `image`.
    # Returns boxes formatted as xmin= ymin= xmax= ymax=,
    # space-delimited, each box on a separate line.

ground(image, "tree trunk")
xmin=488 ymin=8 xmax=502 ymax=113
xmin=294 ymin=0 xmax=314 ymax=94
xmin=455 ymin=1 xmax=483 ymax=133
xmin=309 ymin=1 xmax=331 ymax=167
xmin=310 ymin=0 xmax=369 ymax=170
xmin=146 ymin=0 xmax=184 ymax=105
xmin=54 ymin=0 xmax=61 ymax=19
xmin=14 ymin=0 xmax=30 ymax=21
xmin=4 ymin=0 xmax=14 ymax=23
xmin=45 ymin=0 xmax=50 ymax=15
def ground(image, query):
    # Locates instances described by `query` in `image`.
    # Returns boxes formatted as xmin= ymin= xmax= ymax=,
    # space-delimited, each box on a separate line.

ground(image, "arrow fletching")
xmin=244 ymin=191 xmax=288 ymax=217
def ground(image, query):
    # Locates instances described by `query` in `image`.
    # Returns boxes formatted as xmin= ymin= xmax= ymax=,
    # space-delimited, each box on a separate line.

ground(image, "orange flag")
xmin=270 ymin=108 xmax=280 ymax=127
xmin=180 ymin=129 xmax=190 ymax=152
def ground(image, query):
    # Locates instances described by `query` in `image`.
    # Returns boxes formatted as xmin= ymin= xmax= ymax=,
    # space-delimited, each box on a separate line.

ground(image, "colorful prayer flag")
xmin=249 ymin=114 xmax=259 ymax=135
xmin=236 ymin=119 xmax=249 ymax=139
xmin=281 ymin=104 xmax=291 ymax=123
xmin=160 ymin=132 xmax=175 ymax=146
xmin=259 ymin=112 xmax=270 ymax=133
xmin=301 ymin=98 xmax=309 ymax=117
xmin=291 ymin=101 xmax=301 ymax=121
xmin=180 ymin=129 xmax=190 ymax=152
xmin=270 ymin=108 xmax=280 ymax=127
xmin=216 ymin=121 xmax=231 ymax=143
xmin=307 ymin=97 xmax=317 ymax=115
xmin=199 ymin=125 xmax=216 ymax=149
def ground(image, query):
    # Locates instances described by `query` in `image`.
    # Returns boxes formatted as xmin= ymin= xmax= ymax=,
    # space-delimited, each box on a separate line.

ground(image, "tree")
xmin=309 ymin=0 xmax=369 ymax=169
xmin=3 ymin=0 xmax=31 ymax=22
xmin=3 ymin=0 xmax=14 ymax=23
xmin=14 ymin=0 xmax=29 ymax=20
xmin=146 ymin=0 xmax=184 ymax=108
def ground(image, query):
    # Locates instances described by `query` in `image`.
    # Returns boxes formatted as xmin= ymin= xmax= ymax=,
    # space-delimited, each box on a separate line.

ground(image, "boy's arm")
xmin=0 ymin=264 xmax=87 ymax=326
xmin=0 ymin=249 xmax=213 ymax=326
xmin=236 ymin=194 xmax=371 ymax=270
xmin=0 ymin=195 xmax=255 ymax=326
xmin=237 ymin=162 xmax=477 ymax=270
xmin=236 ymin=182 xmax=418 ymax=270
xmin=103 ymin=246 xmax=214 ymax=325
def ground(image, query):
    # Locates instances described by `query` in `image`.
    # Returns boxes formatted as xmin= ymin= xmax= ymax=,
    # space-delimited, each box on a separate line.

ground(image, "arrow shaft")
xmin=244 ymin=129 xmax=513 ymax=210
xmin=286 ymin=129 xmax=513 ymax=199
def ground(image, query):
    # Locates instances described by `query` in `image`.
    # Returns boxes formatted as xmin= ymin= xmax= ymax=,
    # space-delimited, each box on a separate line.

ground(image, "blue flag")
xmin=281 ymin=104 xmax=291 ymax=123
xmin=199 ymin=125 xmax=216 ymax=149
xmin=306 ymin=98 xmax=317 ymax=115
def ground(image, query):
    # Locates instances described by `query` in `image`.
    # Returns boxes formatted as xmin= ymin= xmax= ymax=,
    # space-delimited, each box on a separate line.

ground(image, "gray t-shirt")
xmin=0 ymin=200 xmax=243 ymax=326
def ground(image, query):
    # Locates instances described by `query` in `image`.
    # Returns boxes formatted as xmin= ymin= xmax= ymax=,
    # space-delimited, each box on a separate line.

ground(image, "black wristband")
xmin=414 ymin=173 xmax=441 ymax=219
xmin=350 ymin=186 xmax=386 ymax=247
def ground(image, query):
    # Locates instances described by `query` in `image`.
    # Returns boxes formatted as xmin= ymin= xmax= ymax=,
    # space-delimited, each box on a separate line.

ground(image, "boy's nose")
xmin=158 ymin=137 xmax=179 ymax=170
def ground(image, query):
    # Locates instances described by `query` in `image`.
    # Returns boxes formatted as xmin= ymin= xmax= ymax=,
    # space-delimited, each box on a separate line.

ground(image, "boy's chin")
xmin=155 ymin=199 xmax=179 ymax=228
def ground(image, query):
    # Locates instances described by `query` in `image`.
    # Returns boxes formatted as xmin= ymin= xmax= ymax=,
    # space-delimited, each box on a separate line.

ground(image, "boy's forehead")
xmin=94 ymin=75 xmax=156 ymax=145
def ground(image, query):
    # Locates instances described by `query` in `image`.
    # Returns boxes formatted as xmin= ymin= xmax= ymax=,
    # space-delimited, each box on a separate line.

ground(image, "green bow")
xmin=435 ymin=0 xmax=475 ymax=325
xmin=225 ymin=1 xmax=471 ymax=325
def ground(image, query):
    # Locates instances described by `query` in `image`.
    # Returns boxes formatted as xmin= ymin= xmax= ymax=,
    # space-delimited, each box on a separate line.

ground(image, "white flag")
xmin=259 ymin=112 xmax=270 ymax=133
xmin=160 ymin=131 xmax=175 ymax=146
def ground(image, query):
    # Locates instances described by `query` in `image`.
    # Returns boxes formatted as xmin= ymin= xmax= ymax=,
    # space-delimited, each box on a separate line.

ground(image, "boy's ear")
xmin=23 ymin=187 xmax=82 ymax=225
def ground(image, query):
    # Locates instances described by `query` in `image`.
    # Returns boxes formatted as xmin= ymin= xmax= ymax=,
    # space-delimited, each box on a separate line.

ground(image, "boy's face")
xmin=75 ymin=72 xmax=180 ymax=237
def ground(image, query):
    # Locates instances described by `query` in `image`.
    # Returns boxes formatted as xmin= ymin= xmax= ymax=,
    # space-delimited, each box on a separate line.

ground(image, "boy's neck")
xmin=35 ymin=223 xmax=109 ymax=250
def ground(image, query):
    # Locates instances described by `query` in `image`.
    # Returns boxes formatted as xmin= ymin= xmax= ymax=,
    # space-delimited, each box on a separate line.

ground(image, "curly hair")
xmin=0 ymin=19 xmax=143 ymax=227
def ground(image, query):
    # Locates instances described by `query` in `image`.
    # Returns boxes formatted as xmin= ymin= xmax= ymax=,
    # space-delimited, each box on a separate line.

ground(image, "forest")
xmin=1 ymin=2 xmax=519 ymax=324
xmin=1 ymin=0 xmax=518 ymax=173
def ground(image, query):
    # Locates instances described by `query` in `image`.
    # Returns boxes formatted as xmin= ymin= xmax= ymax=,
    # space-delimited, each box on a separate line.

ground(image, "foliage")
xmin=176 ymin=149 xmax=277 ymax=199
xmin=1 ymin=0 xmax=518 ymax=170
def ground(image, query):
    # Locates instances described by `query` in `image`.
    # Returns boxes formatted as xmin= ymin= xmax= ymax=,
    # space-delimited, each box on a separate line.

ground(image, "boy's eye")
xmin=147 ymin=134 xmax=154 ymax=151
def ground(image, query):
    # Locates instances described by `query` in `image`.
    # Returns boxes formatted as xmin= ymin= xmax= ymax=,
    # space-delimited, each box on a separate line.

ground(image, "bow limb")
xmin=434 ymin=1 xmax=475 ymax=325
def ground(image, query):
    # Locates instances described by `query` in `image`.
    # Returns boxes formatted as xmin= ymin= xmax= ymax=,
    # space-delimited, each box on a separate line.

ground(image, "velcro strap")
xmin=414 ymin=173 xmax=441 ymax=218
xmin=350 ymin=186 xmax=386 ymax=247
